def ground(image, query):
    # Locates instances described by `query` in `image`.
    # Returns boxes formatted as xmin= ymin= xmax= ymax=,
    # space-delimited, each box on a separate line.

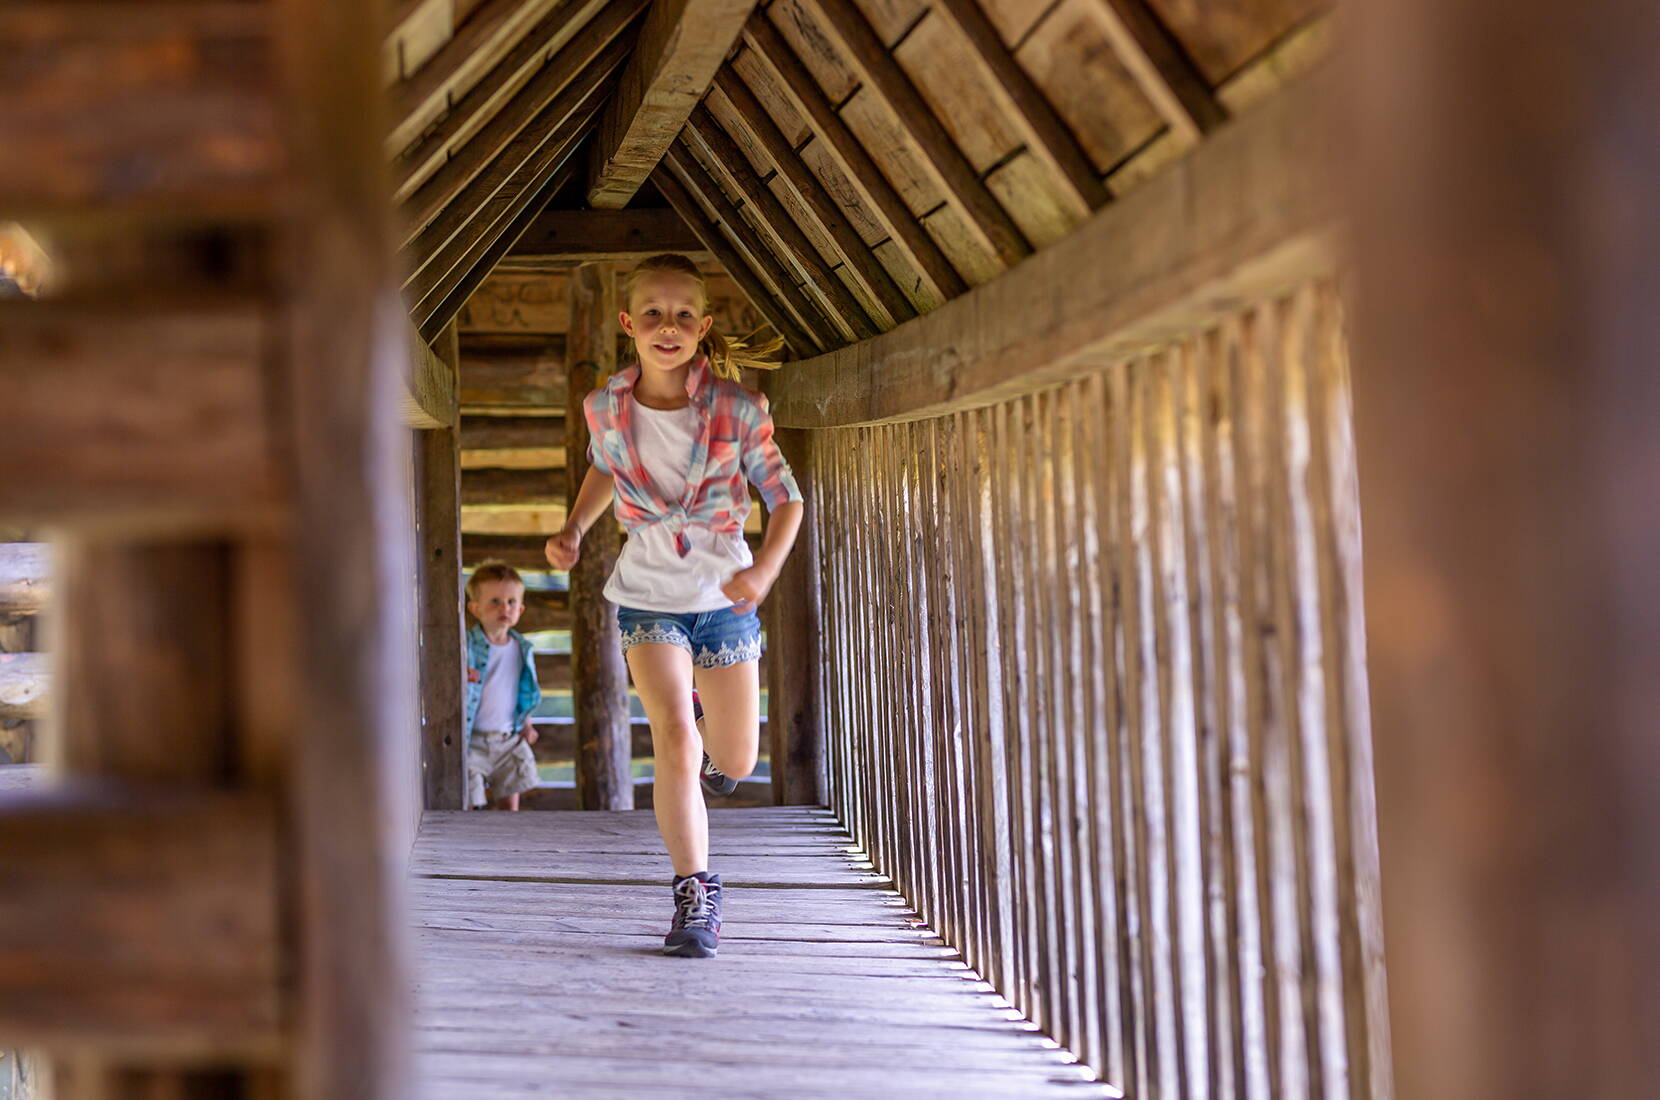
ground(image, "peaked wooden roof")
xmin=389 ymin=0 xmax=1328 ymax=346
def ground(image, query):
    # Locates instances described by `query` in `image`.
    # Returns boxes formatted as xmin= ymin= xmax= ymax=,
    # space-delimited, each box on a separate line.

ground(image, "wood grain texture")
xmin=1086 ymin=0 xmax=1226 ymax=142
xmin=416 ymin=323 xmax=468 ymax=812
xmin=0 ymin=653 xmax=48 ymax=722
xmin=0 ymin=546 xmax=50 ymax=617
xmin=566 ymin=263 xmax=633 ymax=811
xmin=763 ymin=75 xmax=1337 ymax=428
xmin=403 ymin=324 xmax=462 ymax=428
xmin=586 ymin=0 xmax=758 ymax=208
xmin=0 ymin=790 xmax=283 ymax=1057
xmin=410 ymin=808 xmax=1114 ymax=1096
xmin=508 ymin=207 xmax=704 ymax=260
xmin=764 ymin=429 xmax=826 ymax=806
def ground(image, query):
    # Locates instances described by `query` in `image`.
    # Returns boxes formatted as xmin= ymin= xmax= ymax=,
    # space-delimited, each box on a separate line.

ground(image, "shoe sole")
xmin=663 ymin=941 xmax=717 ymax=959
xmin=701 ymin=778 xmax=740 ymax=798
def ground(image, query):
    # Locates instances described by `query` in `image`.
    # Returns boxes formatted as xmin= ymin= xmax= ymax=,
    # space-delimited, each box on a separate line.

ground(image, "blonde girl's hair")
xmin=622 ymin=253 xmax=784 ymax=380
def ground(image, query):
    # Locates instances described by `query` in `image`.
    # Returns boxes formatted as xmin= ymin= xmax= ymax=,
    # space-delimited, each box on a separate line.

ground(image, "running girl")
xmin=544 ymin=253 xmax=803 ymax=959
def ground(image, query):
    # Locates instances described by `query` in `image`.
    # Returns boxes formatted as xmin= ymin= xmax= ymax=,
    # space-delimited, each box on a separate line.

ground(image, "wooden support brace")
xmin=738 ymin=15 xmax=966 ymax=304
xmin=1086 ymin=0 xmax=1226 ymax=143
xmin=401 ymin=323 xmax=460 ymax=428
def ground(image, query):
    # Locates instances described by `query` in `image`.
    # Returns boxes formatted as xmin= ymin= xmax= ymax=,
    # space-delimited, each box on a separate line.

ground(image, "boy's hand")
xmin=544 ymin=524 xmax=581 ymax=570
xmin=721 ymin=562 xmax=778 ymax=613
xmin=522 ymin=718 xmax=539 ymax=746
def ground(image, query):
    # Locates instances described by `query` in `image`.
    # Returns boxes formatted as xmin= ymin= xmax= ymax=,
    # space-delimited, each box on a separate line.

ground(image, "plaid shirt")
xmin=584 ymin=356 xmax=802 ymax=557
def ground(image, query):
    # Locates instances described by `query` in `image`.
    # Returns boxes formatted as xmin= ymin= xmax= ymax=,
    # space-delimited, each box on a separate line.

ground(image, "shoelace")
xmin=674 ymin=877 xmax=720 ymax=930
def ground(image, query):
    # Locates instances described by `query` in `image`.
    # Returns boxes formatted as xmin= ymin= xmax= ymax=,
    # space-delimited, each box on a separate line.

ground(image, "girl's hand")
xmin=544 ymin=524 xmax=582 ymax=570
xmin=721 ymin=563 xmax=777 ymax=613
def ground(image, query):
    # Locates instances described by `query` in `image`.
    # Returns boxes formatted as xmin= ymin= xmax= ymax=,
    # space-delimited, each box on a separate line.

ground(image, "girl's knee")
xmin=707 ymin=728 xmax=758 ymax=779
xmin=652 ymin=721 xmax=702 ymax=770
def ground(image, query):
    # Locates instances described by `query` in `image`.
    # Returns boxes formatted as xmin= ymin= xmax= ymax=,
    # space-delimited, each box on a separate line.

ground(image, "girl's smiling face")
xmin=620 ymin=271 xmax=714 ymax=374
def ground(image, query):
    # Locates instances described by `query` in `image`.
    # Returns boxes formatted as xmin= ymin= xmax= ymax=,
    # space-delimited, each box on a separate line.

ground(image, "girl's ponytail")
xmin=623 ymin=253 xmax=784 ymax=380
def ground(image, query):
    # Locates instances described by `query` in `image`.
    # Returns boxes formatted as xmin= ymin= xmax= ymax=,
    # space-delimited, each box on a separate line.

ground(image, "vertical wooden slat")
xmin=766 ymin=427 xmax=826 ymax=806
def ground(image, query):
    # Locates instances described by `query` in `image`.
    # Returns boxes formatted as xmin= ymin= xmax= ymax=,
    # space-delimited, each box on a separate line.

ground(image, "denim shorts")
xmin=617 ymin=605 xmax=763 ymax=669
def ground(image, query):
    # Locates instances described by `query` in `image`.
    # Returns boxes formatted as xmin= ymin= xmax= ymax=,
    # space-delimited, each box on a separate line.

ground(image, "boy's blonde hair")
xmin=465 ymin=560 xmax=524 ymax=603
xmin=622 ymin=253 xmax=783 ymax=380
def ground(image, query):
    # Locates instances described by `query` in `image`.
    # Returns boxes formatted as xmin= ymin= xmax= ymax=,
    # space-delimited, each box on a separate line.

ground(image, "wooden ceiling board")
xmin=765 ymin=0 xmax=859 ymax=105
xmin=872 ymin=238 xmax=943 ymax=313
xmin=731 ymin=46 xmax=812 ymax=148
xmin=837 ymin=87 xmax=946 ymax=217
xmin=1142 ymin=0 xmax=1324 ymax=86
xmin=987 ymin=149 xmax=1083 ymax=248
xmin=976 ymin=0 xmax=1067 ymax=48
xmin=847 ymin=0 xmax=930 ymax=47
xmin=798 ymin=139 xmax=887 ymax=248
xmin=1016 ymin=0 xmax=1166 ymax=174
xmin=703 ymin=82 xmax=780 ymax=181
xmin=920 ymin=203 xmax=1003 ymax=286
xmin=892 ymin=12 xmax=1027 ymax=173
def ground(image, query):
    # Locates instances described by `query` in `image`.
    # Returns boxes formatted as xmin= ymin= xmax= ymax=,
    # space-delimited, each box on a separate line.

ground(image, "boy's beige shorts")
xmin=466 ymin=729 xmax=539 ymax=807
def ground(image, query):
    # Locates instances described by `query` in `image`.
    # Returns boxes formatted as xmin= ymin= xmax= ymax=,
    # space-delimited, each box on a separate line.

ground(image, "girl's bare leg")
xmin=694 ymin=659 xmax=760 ymax=780
xmin=627 ymin=642 xmax=706 ymax=876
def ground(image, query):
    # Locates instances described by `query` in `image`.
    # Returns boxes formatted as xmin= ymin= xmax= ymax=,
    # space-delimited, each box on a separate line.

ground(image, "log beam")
xmin=0 ymin=653 xmax=48 ymax=722
xmin=584 ymin=0 xmax=758 ymax=209
xmin=763 ymin=75 xmax=1336 ymax=427
xmin=415 ymin=322 xmax=467 ymax=811
xmin=507 ymin=207 xmax=704 ymax=261
xmin=566 ymin=263 xmax=633 ymax=809
xmin=401 ymin=324 xmax=459 ymax=428
xmin=0 ymin=545 xmax=50 ymax=617
xmin=461 ymin=415 xmax=567 ymax=451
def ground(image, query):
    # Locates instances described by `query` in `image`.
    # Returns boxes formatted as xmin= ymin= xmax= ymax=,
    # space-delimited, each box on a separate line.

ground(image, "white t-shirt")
xmin=604 ymin=398 xmax=753 ymax=613
xmin=472 ymin=636 xmax=523 ymax=733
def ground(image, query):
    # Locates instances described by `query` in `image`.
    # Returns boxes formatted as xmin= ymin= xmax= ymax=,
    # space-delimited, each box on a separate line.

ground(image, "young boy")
xmin=463 ymin=561 xmax=542 ymax=811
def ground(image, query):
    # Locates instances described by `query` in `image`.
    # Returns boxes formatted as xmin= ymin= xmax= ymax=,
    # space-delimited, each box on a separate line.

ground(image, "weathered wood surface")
xmin=0 ymin=546 xmax=50 ymax=616
xmin=508 ymin=207 xmax=703 ymax=260
xmin=0 ymin=765 xmax=48 ymax=795
xmin=464 ymin=533 xmax=563 ymax=569
xmin=416 ymin=323 xmax=468 ymax=812
xmin=461 ymin=339 xmax=569 ymax=406
xmin=411 ymin=808 xmax=1113 ymax=1096
xmin=0 ymin=789 xmax=283 ymax=1056
xmin=811 ymin=280 xmax=1386 ymax=1095
xmin=764 ymin=429 xmax=826 ymax=806
xmin=402 ymin=324 xmax=461 ymax=429
xmin=0 ymin=654 xmax=48 ymax=722
xmin=764 ymin=75 xmax=1336 ymax=428
xmin=1086 ymin=0 xmax=1227 ymax=142
xmin=585 ymin=0 xmax=756 ymax=208
xmin=461 ymin=415 xmax=567 ymax=451
xmin=463 ymin=466 xmax=568 ymax=508
xmin=1350 ymin=0 xmax=1660 ymax=1095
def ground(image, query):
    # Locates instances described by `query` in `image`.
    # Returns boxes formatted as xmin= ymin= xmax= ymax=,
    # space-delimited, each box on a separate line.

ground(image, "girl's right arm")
xmin=543 ymin=465 xmax=615 ymax=569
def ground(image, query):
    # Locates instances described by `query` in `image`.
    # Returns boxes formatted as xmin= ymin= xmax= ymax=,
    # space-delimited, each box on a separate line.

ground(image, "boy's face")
xmin=620 ymin=271 xmax=713 ymax=374
xmin=468 ymin=579 xmax=524 ymax=633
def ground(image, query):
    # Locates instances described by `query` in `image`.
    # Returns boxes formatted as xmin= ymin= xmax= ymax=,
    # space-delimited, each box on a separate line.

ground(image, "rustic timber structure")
xmin=3 ymin=0 xmax=1657 ymax=1097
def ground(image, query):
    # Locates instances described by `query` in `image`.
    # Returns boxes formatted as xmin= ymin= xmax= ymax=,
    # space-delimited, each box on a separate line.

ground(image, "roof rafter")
xmin=388 ymin=0 xmax=564 ymax=154
xmin=685 ymin=105 xmax=879 ymax=341
xmin=585 ymin=0 xmax=758 ymax=209
xmin=659 ymin=150 xmax=831 ymax=357
xmin=928 ymin=0 xmax=1109 ymax=219
xmin=797 ymin=0 xmax=1031 ymax=271
xmin=712 ymin=66 xmax=915 ymax=328
xmin=740 ymin=15 xmax=965 ymax=305
xmin=508 ymin=208 xmax=706 ymax=261
xmin=398 ymin=0 xmax=639 ymax=232
xmin=1087 ymin=0 xmax=1226 ymax=142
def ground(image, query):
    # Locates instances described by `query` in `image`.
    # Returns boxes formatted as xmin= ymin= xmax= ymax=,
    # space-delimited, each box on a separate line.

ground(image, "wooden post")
xmin=566 ymin=262 xmax=632 ymax=811
xmin=766 ymin=427 xmax=826 ymax=806
xmin=415 ymin=321 xmax=467 ymax=811
xmin=1349 ymin=0 xmax=1660 ymax=1096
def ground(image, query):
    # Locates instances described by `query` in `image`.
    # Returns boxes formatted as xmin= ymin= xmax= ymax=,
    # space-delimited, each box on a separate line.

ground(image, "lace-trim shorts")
xmin=617 ymin=605 xmax=763 ymax=669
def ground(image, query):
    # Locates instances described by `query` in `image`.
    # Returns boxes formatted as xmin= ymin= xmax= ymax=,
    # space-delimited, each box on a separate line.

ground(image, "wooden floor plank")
xmin=413 ymin=807 xmax=1116 ymax=1096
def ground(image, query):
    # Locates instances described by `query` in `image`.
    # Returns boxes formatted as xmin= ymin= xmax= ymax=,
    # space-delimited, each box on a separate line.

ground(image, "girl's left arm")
xmin=722 ymin=399 xmax=805 ymax=610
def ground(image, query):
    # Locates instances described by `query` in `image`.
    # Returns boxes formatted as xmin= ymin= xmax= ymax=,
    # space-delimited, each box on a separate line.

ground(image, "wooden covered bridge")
xmin=2 ymin=0 xmax=1657 ymax=1097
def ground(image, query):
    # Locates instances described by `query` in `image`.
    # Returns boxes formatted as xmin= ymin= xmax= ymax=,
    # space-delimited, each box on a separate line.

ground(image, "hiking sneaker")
xmin=664 ymin=872 xmax=722 ymax=958
xmin=692 ymin=690 xmax=739 ymax=796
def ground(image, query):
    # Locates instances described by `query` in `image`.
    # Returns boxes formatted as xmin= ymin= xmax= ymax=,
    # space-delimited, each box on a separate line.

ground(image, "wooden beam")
xmin=1086 ymin=0 xmax=1226 ymax=143
xmin=0 ymin=653 xmax=47 ymax=721
xmin=388 ymin=0 xmax=561 ymax=153
xmin=763 ymin=74 xmax=1336 ymax=427
xmin=400 ymin=0 xmax=645 ymax=244
xmin=515 ymin=589 xmax=571 ymax=634
xmin=685 ymin=106 xmax=878 ymax=341
xmin=798 ymin=0 xmax=1031 ymax=270
xmin=0 ymin=545 xmax=50 ymax=616
xmin=401 ymin=323 xmax=459 ymax=428
xmin=713 ymin=66 xmax=915 ymax=328
xmin=765 ymin=428 xmax=826 ymax=806
xmin=651 ymin=164 xmax=822 ymax=359
xmin=585 ymin=0 xmax=758 ymax=209
xmin=1351 ymin=0 xmax=1660 ymax=1094
xmin=739 ymin=17 xmax=965 ymax=304
xmin=0 ymin=789 xmax=282 ymax=1057
xmin=461 ymin=415 xmax=568 ymax=450
xmin=664 ymin=142 xmax=841 ymax=353
xmin=0 ymin=305 xmax=278 ymax=529
xmin=415 ymin=322 xmax=467 ymax=811
xmin=566 ymin=263 xmax=633 ymax=809
xmin=927 ymin=0 xmax=1109 ymax=218
xmin=508 ymin=207 xmax=703 ymax=260
xmin=464 ymin=533 xmax=560 ymax=569
xmin=463 ymin=466 xmax=566 ymax=507
xmin=460 ymin=340 xmax=568 ymax=407
xmin=391 ymin=0 xmax=610 ymax=193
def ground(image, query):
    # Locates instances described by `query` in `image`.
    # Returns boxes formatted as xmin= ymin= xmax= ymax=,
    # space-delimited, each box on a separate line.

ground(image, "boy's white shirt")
xmin=472 ymin=636 xmax=523 ymax=733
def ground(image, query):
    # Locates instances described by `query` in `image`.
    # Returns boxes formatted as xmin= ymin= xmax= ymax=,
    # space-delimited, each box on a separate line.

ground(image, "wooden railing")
xmin=790 ymin=278 xmax=1388 ymax=1097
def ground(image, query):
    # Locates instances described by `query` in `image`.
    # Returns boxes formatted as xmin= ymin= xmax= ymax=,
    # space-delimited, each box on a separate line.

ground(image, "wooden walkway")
xmin=412 ymin=807 xmax=1116 ymax=1098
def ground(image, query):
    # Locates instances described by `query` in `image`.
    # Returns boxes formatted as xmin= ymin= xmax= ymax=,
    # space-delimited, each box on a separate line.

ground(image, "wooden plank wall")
xmin=813 ymin=278 xmax=1386 ymax=1098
